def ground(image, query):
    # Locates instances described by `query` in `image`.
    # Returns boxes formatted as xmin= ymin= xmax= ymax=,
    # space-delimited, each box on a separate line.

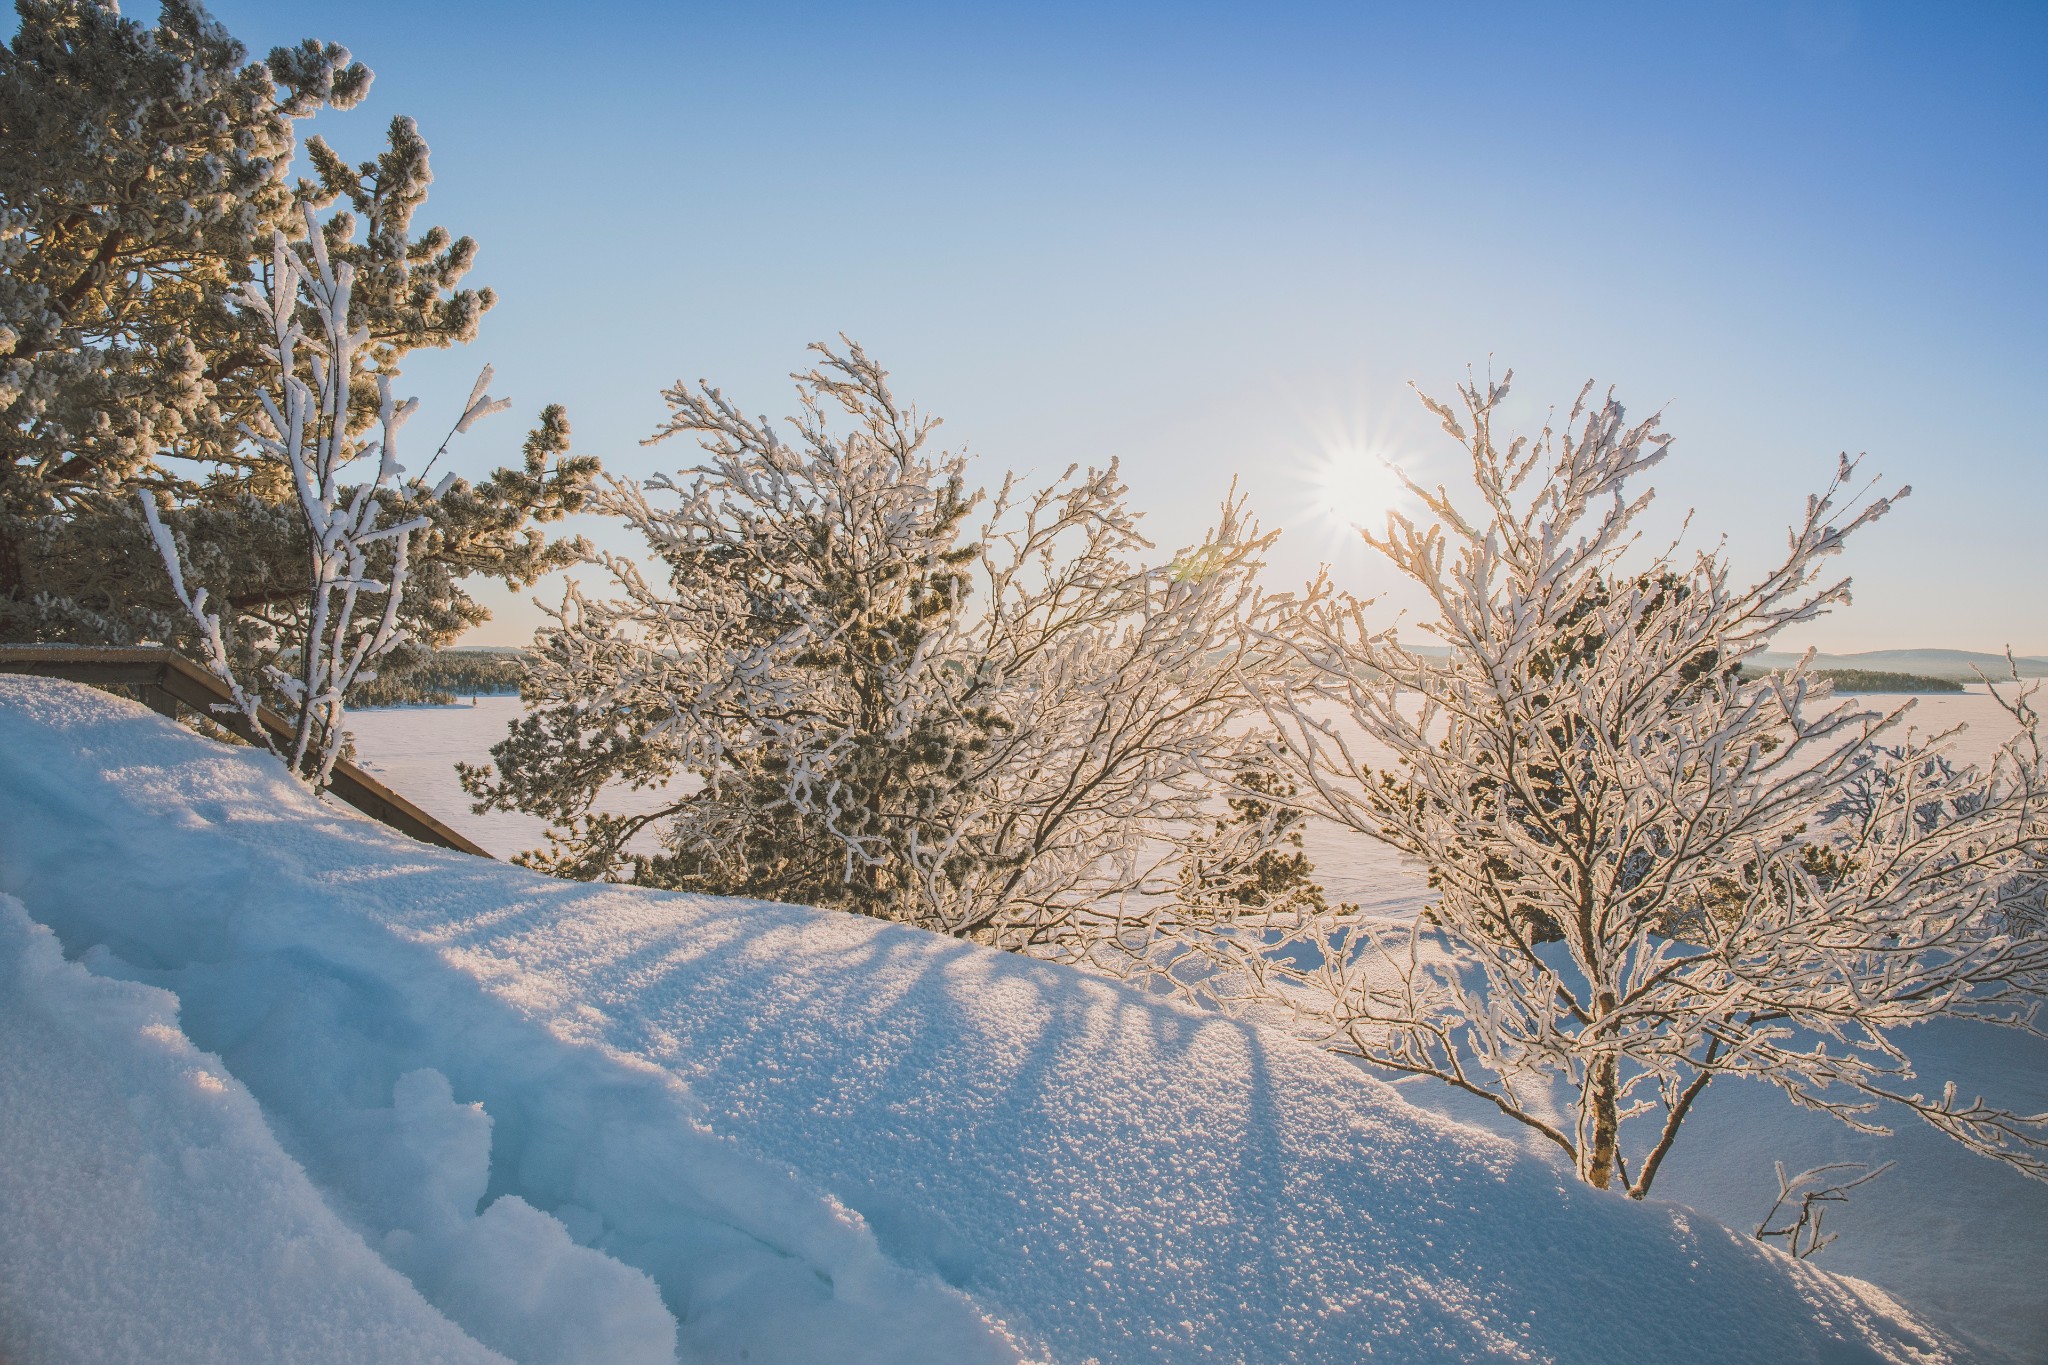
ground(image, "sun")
xmin=1306 ymin=447 xmax=1412 ymax=535
xmin=1269 ymin=384 xmax=1438 ymax=565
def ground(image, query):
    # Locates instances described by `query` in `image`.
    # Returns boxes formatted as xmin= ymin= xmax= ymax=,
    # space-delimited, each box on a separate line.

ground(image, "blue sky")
xmin=201 ymin=0 xmax=2045 ymax=652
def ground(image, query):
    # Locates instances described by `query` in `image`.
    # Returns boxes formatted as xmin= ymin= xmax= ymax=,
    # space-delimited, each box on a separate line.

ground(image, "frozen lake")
xmin=347 ymin=696 xmax=683 ymax=863
xmin=347 ymin=685 xmax=2030 ymax=907
xmin=345 ymin=695 xmax=1430 ymax=901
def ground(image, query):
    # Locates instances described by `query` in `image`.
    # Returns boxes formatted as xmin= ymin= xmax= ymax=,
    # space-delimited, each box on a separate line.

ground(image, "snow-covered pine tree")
xmin=1 ymin=0 xmax=595 ymax=672
xmin=464 ymin=342 xmax=1282 ymax=953
xmin=1225 ymin=370 xmax=2048 ymax=1195
xmin=1173 ymin=764 xmax=1334 ymax=921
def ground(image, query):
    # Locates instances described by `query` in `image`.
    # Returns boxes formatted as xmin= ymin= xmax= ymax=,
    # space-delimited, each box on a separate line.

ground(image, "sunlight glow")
xmin=1264 ymin=381 xmax=1440 ymax=577
xmin=1308 ymin=450 xmax=1413 ymax=535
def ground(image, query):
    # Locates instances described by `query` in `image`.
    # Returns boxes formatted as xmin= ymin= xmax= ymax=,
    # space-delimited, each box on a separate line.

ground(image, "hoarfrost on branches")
xmin=465 ymin=341 xmax=1286 ymax=954
xmin=142 ymin=209 xmax=507 ymax=784
xmin=3 ymin=1 xmax=596 ymax=690
xmin=1210 ymin=369 xmax=2048 ymax=1194
xmin=1754 ymin=1160 xmax=1894 ymax=1260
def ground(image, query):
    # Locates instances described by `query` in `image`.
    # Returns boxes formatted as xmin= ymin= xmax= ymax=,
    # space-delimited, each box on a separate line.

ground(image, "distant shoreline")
xmin=1752 ymin=648 xmax=2048 ymax=681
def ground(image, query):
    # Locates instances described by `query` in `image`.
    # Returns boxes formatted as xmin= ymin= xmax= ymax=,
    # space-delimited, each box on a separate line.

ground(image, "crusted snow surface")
xmin=0 ymin=678 xmax=1968 ymax=1364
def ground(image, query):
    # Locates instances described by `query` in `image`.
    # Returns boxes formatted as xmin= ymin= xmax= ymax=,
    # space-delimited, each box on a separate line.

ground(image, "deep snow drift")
xmin=0 ymin=678 xmax=1975 ymax=1363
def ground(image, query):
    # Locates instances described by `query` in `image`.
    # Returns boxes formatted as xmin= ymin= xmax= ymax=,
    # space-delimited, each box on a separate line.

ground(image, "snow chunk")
xmin=403 ymin=1187 xmax=677 ymax=1365
xmin=0 ymin=895 xmax=504 ymax=1365
xmin=344 ymin=1068 xmax=679 ymax=1365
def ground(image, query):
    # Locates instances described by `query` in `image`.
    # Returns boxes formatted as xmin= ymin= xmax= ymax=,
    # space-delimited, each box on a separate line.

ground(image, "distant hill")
xmin=1377 ymin=643 xmax=2045 ymax=680
xmin=1753 ymin=649 xmax=2048 ymax=680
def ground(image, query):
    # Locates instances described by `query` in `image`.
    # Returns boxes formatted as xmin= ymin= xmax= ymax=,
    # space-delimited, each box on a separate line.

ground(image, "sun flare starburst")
xmin=1271 ymin=391 xmax=1436 ymax=569
xmin=1308 ymin=450 xmax=1412 ymax=534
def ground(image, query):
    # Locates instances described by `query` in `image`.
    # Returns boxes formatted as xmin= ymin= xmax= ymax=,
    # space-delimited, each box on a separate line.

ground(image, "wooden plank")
xmin=0 ymin=644 xmax=494 ymax=858
xmin=322 ymin=766 xmax=493 ymax=857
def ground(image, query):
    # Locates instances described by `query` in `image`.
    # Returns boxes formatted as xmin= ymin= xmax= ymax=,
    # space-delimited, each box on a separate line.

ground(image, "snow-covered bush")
xmin=1222 ymin=369 xmax=2048 ymax=1195
xmin=142 ymin=213 xmax=509 ymax=785
xmin=463 ymin=341 xmax=1282 ymax=953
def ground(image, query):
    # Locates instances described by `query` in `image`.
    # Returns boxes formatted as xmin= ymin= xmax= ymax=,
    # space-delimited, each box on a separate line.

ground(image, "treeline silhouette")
xmin=352 ymin=650 xmax=527 ymax=707
xmin=1738 ymin=667 xmax=1962 ymax=694
xmin=1815 ymin=669 xmax=1963 ymax=694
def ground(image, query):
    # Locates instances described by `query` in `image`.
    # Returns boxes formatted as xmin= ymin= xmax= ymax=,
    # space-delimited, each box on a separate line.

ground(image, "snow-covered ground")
xmin=0 ymin=677 xmax=2032 ymax=1362
xmin=345 ymin=689 xmax=2048 ymax=1362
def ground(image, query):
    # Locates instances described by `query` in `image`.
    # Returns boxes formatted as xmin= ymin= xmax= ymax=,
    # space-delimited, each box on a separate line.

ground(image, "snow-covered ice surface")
xmin=0 ymin=677 xmax=1992 ymax=1363
xmin=346 ymin=690 xmax=2025 ymax=906
xmin=348 ymin=696 xmax=1428 ymax=898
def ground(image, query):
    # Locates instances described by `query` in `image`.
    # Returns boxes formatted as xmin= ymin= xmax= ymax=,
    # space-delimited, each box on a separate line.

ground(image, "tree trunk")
xmin=1579 ymin=1052 xmax=1621 ymax=1189
xmin=0 ymin=520 xmax=24 ymax=639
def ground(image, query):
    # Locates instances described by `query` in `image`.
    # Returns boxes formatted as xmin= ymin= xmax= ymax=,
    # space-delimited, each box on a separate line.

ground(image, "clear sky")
xmin=200 ymin=0 xmax=2046 ymax=654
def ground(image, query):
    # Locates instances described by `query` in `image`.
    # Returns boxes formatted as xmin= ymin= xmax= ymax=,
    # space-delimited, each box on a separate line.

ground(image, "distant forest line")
xmin=358 ymin=650 xmax=1971 ymax=709
xmin=1720 ymin=667 xmax=1962 ymax=694
xmin=1806 ymin=669 xmax=1964 ymax=694
xmin=352 ymin=650 xmax=527 ymax=707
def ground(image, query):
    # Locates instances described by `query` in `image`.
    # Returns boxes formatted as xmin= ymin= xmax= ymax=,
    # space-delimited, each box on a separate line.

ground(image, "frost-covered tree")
xmin=464 ymin=342 xmax=1280 ymax=952
xmin=1227 ymin=371 xmax=2048 ymax=1195
xmin=0 ymin=0 xmax=594 ymax=667
xmin=143 ymin=215 xmax=509 ymax=785
xmin=1173 ymin=764 xmax=1335 ymax=922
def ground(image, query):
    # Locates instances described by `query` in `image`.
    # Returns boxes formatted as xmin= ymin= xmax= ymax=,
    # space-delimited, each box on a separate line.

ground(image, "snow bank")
xmin=0 ymin=677 xmax=1974 ymax=1363
xmin=1627 ymin=1018 xmax=2048 ymax=1362
xmin=354 ymin=702 xmax=2048 ymax=1360
xmin=0 ymin=895 xmax=505 ymax=1365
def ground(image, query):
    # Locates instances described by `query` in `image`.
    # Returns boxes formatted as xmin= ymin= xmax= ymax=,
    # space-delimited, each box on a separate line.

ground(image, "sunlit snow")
xmin=1 ymin=678 xmax=2025 ymax=1363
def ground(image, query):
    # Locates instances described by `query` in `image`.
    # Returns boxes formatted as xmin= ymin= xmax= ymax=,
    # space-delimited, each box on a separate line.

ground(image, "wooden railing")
xmin=0 ymin=644 xmax=492 ymax=858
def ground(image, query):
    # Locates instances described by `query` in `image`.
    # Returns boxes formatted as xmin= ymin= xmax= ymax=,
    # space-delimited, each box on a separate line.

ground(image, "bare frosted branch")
xmin=142 ymin=213 xmax=507 ymax=785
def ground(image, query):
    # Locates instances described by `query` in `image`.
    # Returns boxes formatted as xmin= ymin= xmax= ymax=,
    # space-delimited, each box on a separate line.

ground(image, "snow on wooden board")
xmin=0 ymin=677 xmax=1968 ymax=1364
